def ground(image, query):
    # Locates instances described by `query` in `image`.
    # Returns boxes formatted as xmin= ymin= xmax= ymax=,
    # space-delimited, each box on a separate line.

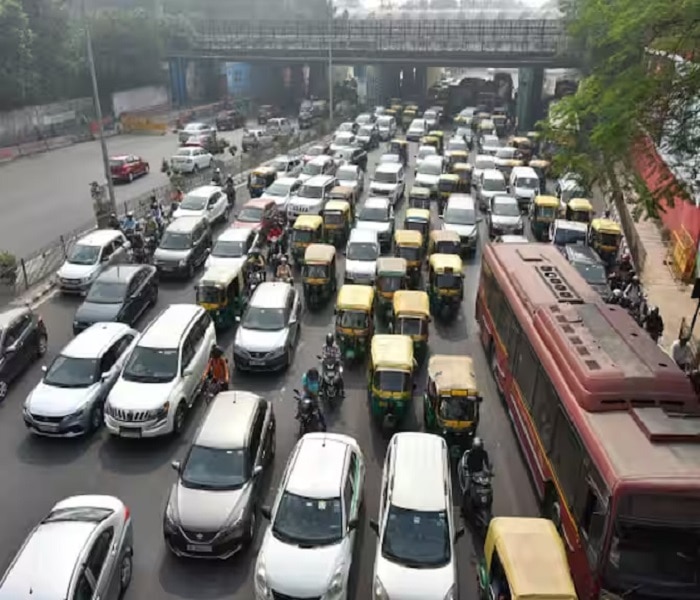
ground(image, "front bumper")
xmin=58 ymin=278 xmax=92 ymax=295
xmin=24 ymin=411 xmax=91 ymax=438
xmin=104 ymin=413 xmax=172 ymax=438
xmin=233 ymin=348 xmax=288 ymax=371
xmin=164 ymin=520 xmax=250 ymax=560
xmin=155 ymin=261 xmax=189 ymax=277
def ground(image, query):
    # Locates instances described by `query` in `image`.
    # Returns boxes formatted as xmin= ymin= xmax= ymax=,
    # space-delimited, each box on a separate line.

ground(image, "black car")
xmin=215 ymin=110 xmax=245 ymax=131
xmin=0 ymin=306 xmax=48 ymax=401
xmin=73 ymin=265 xmax=158 ymax=334
xmin=564 ymin=244 xmax=609 ymax=296
xmin=164 ymin=391 xmax=275 ymax=559
xmin=153 ymin=216 xmax=213 ymax=279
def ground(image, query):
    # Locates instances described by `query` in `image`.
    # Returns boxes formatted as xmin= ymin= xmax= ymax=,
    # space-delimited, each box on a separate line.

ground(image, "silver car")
xmin=178 ymin=121 xmax=216 ymax=144
xmin=0 ymin=495 xmax=133 ymax=600
xmin=335 ymin=163 xmax=364 ymax=196
xmin=356 ymin=197 xmax=394 ymax=251
xmin=488 ymin=195 xmax=524 ymax=238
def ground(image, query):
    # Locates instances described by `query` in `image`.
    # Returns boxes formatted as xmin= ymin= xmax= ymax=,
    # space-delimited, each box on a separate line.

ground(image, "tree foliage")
xmin=541 ymin=0 xmax=700 ymax=214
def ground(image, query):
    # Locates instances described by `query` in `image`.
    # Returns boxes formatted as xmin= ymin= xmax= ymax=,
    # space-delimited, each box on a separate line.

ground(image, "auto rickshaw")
xmin=393 ymin=229 xmax=424 ymax=288
xmin=390 ymin=103 xmax=403 ymax=117
xmin=302 ymin=243 xmax=337 ymax=309
xmin=405 ymin=103 xmax=419 ymax=114
xmin=423 ymin=355 xmax=482 ymax=458
xmin=291 ymin=215 xmax=324 ymax=264
xmin=437 ymin=174 xmax=459 ymax=213
xmin=247 ymin=165 xmax=277 ymax=198
xmin=508 ymin=136 xmax=534 ymax=162
xmin=492 ymin=114 xmax=507 ymax=137
xmin=529 ymin=195 xmax=559 ymax=241
xmin=526 ymin=130 xmax=542 ymax=155
xmin=452 ymin=162 xmax=473 ymax=193
xmin=477 ymin=518 xmax=577 ymax=600
xmin=195 ymin=264 xmax=247 ymax=330
xmin=401 ymin=109 xmax=416 ymax=129
xmin=403 ymin=208 xmax=430 ymax=249
xmin=589 ymin=217 xmax=622 ymax=268
xmin=391 ymin=290 xmax=430 ymax=358
xmin=389 ymin=139 xmax=409 ymax=165
xmin=528 ymin=159 xmax=551 ymax=194
xmin=478 ymin=119 xmax=496 ymax=137
xmin=427 ymin=130 xmax=445 ymax=154
xmin=328 ymin=185 xmax=357 ymax=209
xmin=375 ymin=257 xmax=407 ymax=322
xmin=445 ymin=150 xmax=468 ymax=173
xmin=565 ymin=197 xmax=594 ymax=224
xmin=420 ymin=135 xmax=440 ymax=155
xmin=323 ymin=200 xmax=352 ymax=246
xmin=335 ymin=284 xmax=375 ymax=361
xmin=367 ymin=334 xmax=416 ymax=429
xmin=408 ymin=186 xmax=431 ymax=210
xmin=429 ymin=230 xmax=461 ymax=256
xmin=428 ymin=254 xmax=464 ymax=320
xmin=385 ymin=108 xmax=397 ymax=120
xmin=497 ymin=158 xmax=524 ymax=181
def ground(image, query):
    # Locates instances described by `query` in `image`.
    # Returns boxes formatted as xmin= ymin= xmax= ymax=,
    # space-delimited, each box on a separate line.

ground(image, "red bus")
xmin=476 ymin=242 xmax=700 ymax=600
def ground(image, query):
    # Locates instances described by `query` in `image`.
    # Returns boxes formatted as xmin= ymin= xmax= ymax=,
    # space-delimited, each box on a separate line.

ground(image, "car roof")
xmin=187 ymin=185 xmax=221 ymax=197
xmin=78 ymin=229 xmax=122 ymax=246
xmin=167 ymin=216 xmax=206 ymax=233
xmin=111 ymin=154 xmax=129 ymax=160
xmin=97 ymin=265 xmax=147 ymax=283
xmin=375 ymin=162 xmax=401 ymax=173
xmin=217 ymin=227 xmax=255 ymax=242
xmin=139 ymin=304 xmax=202 ymax=349
xmin=565 ymin=244 xmax=602 ymax=264
xmin=250 ymin=281 xmax=291 ymax=308
xmin=337 ymin=163 xmax=358 ymax=171
xmin=512 ymin=166 xmax=538 ymax=177
xmin=349 ymin=227 xmax=379 ymax=242
xmin=493 ymin=194 xmax=517 ymax=205
xmin=364 ymin=197 xmax=390 ymax=209
xmin=554 ymin=218 xmax=588 ymax=232
xmin=286 ymin=434 xmax=353 ymax=498
xmin=0 ymin=306 xmax=30 ymax=329
xmin=390 ymin=432 xmax=447 ymax=511
xmin=483 ymin=168 xmax=505 ymax=179
xmin=309 ymin=155 xmax=333 ymax=165
xmin=418 ymin=145 xmax=436 ymax=152
xmin=304 ymin=174 xmax=336 ymax=186
xmin=274 ymin=176 xmax=300 ymax=185
xmin=447 ymin=194 xmax=475 ymax=208
xmin=62 ymin=323 xmax=134 ymax=359
xmin=196 ymin=391 xmax=261 ymax=449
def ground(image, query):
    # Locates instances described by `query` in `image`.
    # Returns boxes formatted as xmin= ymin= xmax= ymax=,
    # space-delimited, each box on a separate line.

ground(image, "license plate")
xmin=186 ymin=544 xmax=213 ymax=553
xmin=249 ymin=359 xmax=264 ymax=366
xmin=160 ymin=266 xmax=174 ymax=272
xmin=120 ymin=427 xmax=142 ymax=438
xmin=38 ymin=423 xmax=60 ymax=432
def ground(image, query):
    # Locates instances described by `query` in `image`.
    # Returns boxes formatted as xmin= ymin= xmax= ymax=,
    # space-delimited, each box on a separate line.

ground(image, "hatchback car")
xmin=442 ymin=194 xmax=480 ymax=255
xmin=336 ymin=121 xmax=358 ymax=135
xmin=473 ymin=154 xmax=497 ymax=184
xmin=205 ymin=227 xmax=258 ymax=270
xmin=170 ymin=146 xmax=214 ymax=173
xmin=487 ymin=195 xmax=523 ymax=238
xmin=164 ymin=391 xmax=276 ymax=559
xmin=477 ymin=169 xmax=508 ymax=210
xmin=0 ymin=495 xmax=133 ymax=600
xmin=355 ymin=112 xmax=375 ymax=125
xmin=406 ymin=118 xmax=427 ymax=141
xmin=0 ymin=306 xmax=47 ymax=401
xmin=233 ymin=198 xmax=279 ymax=233
xmin=565 ymin=244 xmax=609 ymax=296
xmin=174 ymin=185 xmax=230 ymax=224
xmin=356 ymin=198 xmax=395 ymax=251
xmin=415 ymin=145 xmax=438 ymax=172
xmin=550 ymin=219 xmax=589 ymax=248
xmin=233 ymin=281 xmax=300 ymax=372
xmin=73 ymin=264 xmax=158 ymax=334
xmin=24 ymin=323 xmax=138 ymax=437
xmin=369 ymin=163 xmax=405 ymax=206
xmin=260 ymin=176 xmax=302 ymax=211
xmin=109 ymin=155 xmax=149 ymax=183
xmin=153 ymin=216 xmax=212 ymax=278
xmin=269 ymin=155 xmax=303 ymax=178
xmin=335 ymin=163 xmax=364 ymax=197
xmin=255 ymin=433 xmax=365 ymax=600
xmin=479 ymin=134 xmax=501 ymax=155
xmin=345 ymin=227 xmax=380 ymax=285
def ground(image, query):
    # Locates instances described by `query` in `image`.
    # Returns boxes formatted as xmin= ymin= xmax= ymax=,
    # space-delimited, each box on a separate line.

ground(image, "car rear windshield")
xmin=358 ymin=126 xmax=373 ymax=136
xmin=475 ymin=157 xmax=495 ymax=170
xmin=86 ymin=281 xmax=127 ymax=303
xmin=160 ymin=231 xmax=192 ymax=250
xmin=266 ymin=181 xmax=292 ymax=196
xmin=272 ymin=492 xmax=343 ymax=546
xmin=377 ymin=116 xmax=392 ymax=127
xmin=237 ymin=206 xmax=264 ymax=222
xmin=382 ymin=505 xmax=451 ymax=567
xmin=109 ymin=159 xmax=126 ymax=168
xmin=482 ymin=178 xmax=506 ymax=192
xmin=242 ymin=306 xmax=286 ymax=331
xmin=181 ymin=446 xmax=249 ymax=490
xmin=175 ymin=148 xmax=194 ymax=157
xmin=444 ymin=207 xmax=476 ymax=225
xmin=448 ymin=140 xmax=466 ymax=151
xmin=336 ymin=166 xmax=356 ymax=180
xmin=44 ymin=356 xmax=99 ymax=388
xmin=122 ymin=347 xmax=178 ymax=383
xmin=303 ymin=163 xmax=323 ymax=177
xmin=359 ymin=206 xmax=388 ymax=221
xmin=493 ymin=200 xmax=519 ymax=217
xmin=417 ymin=162 xmax=441 ymax=176
xmin=373 ymin=171 xmax=398 ymax=184
xmin=44 ymin=507 xmax=113 ymax=523
xmin=347 ymin=242 xmax=378 ymax=261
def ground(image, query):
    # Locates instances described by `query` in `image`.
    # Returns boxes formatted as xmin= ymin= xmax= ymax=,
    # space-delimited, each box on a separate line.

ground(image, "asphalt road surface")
xmin=0 ymin=136 xmax=539 ymax=600
xmin=0 ymin=123 xmax=252 ymax=258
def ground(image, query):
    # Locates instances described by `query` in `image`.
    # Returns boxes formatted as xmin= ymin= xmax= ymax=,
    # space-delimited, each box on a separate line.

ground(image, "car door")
xmin=101 ymin=333 xmax=137 ymax=397
xmin=123 ymin=271 xmax=145 ymax=323
xmin=288 ymin=290 xmax=301 ymax=343
xmin=86 ymin=526 xmax=121 ymax=600
xmin=179 ymin=327 xmax=199 ymax=401
xmin=206 ymin=192 xmax=223 ymax=221
xmin=1 ymin=314 xmax=31 ymax=380
xmin=248 ymin=405 xmax=267 ymax=495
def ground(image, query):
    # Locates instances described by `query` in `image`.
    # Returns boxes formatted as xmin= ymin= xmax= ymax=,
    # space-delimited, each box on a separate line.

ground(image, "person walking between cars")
xmin=206 ymin=346 xmax=230 ymax=393
xmin=671 ymin=336 xmax=694 ymax=372
xmin=643 ymin=306 xmax=664 ymax=343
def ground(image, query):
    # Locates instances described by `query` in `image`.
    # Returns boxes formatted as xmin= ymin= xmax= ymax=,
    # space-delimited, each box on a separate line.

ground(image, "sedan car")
xmin=415 ymin=145 xmax=439 ymax=172
xmin=174 ymin=185 xmax=230 ymax=224
xmin=178 ymin=122 xmax=216 ymax=144
xmin=356 ymin=197 xmax=394 ymax=251
xmin=330 ymin=132 xmax=356 ymax=154
xmin=302 ymin=143 xmax=330 ymax=164
xmin=336 ymin=121 xmax=358 ymax=135
xmin=335 ymin=163 xmax=364 ymax=197
xmin=170 ymin=146 xmax=214 ymax=174
xmin=233 ymin=198 xmax=279 ymax=233
xmin=164 ymin=391 xmax=275 ymax=559
xmin=215 ymin=109 xmax=245 ymax=131
xmin=487 ymin=194 xmax=524 ymax=238
xmin=23 ymin=323 xmax=138 ymax=437
xmin=73 ymin=265 xmax=158 ymax=334
xmin=206 ymin=227 xmax=257 ymax=270
xmin=109 ymin=155 xmax=149 ymax=183
xmin=233 ymin=282 xmax=300 ymax=371
xmin=260 ymin=176 xmax=302 ymax=211
xmin=0 ymin=306 xmax=47 ymax=401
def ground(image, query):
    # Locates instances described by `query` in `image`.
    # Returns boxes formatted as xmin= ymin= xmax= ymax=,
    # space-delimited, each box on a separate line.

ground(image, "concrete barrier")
xmin=120 ymin=114 xmax=168 ymax=135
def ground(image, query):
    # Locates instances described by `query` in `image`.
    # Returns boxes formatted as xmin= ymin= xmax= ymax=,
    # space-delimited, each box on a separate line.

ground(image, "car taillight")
xmin=124 ymin=505 xmax=131 ymax=520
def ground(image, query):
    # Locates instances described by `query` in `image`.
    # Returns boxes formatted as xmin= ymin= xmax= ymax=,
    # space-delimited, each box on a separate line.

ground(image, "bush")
xmin=0 ymin=251 xmax=17 ymax=285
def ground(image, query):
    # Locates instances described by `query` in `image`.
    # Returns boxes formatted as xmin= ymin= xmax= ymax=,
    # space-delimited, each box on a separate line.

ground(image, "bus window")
xmin=531 ymin=373 xmax=557 ymax=451
xmin=580 ymin=485 xmax=607 ymax=566
xmin=512 ymin=338 xmax=538 ymax=406
xmin=550 ymin=406 xmax=585 ymax=508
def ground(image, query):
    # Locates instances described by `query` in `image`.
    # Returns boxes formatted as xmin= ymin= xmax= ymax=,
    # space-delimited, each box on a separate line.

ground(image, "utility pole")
xmin=328 ymin=0 xmax=334 ymax=124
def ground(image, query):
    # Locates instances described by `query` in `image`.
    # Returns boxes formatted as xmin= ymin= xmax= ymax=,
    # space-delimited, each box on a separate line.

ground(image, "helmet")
xmin=472 ymin=437 xmax=483 ymax=449
xmin=632 ymin=275 xmax=640 ymax=284
xmin=613 ymin=289 xmax=623 ymax=298
xmin=126 ymin=211 xmax=134 ymax=218
xmin=110 ymin=212 xmax=117 ymax=219
xmin=307 ymin=367 xmax=319 ymax=381
xmin=281 ymin=256 xmax=288 ymax=264
xmin=649 ymin=305 xmax=659 ymax=315
xmin=215 ymin=167 xmax=221 ymax=174
xmin=326 ymin=333 xmax=334 ymax=346
xmin=300 ymin=397 xmax=314 ymax=415
xmin=210 ymin=345 xmax=224 ymax=359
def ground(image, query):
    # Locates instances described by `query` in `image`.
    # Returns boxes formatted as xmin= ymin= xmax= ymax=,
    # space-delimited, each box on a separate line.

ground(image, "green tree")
xmin=0 ymin=0 xmax=35 ymax=109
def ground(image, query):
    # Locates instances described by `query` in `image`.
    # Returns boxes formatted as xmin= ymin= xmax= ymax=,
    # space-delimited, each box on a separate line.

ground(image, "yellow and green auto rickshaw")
xmin=508 ymin=136 xmax=534 ymax=162
xmin=452 ymin=162 xmax=473 ymax=193
xmin=529 ymin=195 xmax=559 ymax=241
xmin=393 ymin=229 xmax=424 ymax=289
xmin=323 ymin=200 xmax=352 ymax=246
xmin=389 ymin=138 xmax=409 ymax=165
xmin=565 ymin=197 xmax=594 ymax=224
xmin=291 ymin=215 xmax=324 ymax=264
xmin=368 ymin=334 xmax=416 ymax=429
xmin=423 ymin=354 xmax=482 ymax=459
xmin=335 ymin=284 xmax=375 ymax=361
xmin=403 ymin=208 xmax=430 ymax=248
xmin=492 ymin=114 xmax=507 ymax=137
xmin=428 ymin=253 xmax=464 ymax=320
xmin=390 ymin=103 xmax=403 ymax=118
xmin=445 ymin=149 xmax=468 ymax=173
xmin=401 ymin=109 xmax=416 ymax=129
xmin=385 ymin=108 xmax=397 ymax=121
xmin=437 ymin=174 xmax=459 ymax=213
xmin=247 ymin=165 xmax=277 ymax=198
xmin=405 ymin=103 xmax=419 ymax=114
xmin=497 ymin=158 xmax=524 ymax=182
xmin=589 ymin=217 xmax=622 ymax=268
xmin=477 ymin=518 xmax=577 ymax=600
xmin=428 ymin=230 xmax=461 ymax=257
xmin=391 ymin=290 xmax=430 ymax=358
xmin=328 ymin=185 xmax=357 ymax=210
xmin=478 ymin=119 xmax=496 ymax=137
xmin=195 ymin=263 xmax=247 ymax=330
xmin=528 ymin=159 xmax=550 ymax=193
xmin=375 ymin=257 xmax=407 ymax=322
xmin=302 ymin=243 xmax=337 ymax=309
xmin=420 ymin=135 xmax=440 ymax=154
xmin=408 ymin=186 xmax=431 ymax=210
xmin=427 ymin=130 xmax=445 ymax=154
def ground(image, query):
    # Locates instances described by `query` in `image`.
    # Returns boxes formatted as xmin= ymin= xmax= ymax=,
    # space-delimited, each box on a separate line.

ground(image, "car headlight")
xmin=178 ymin=259 xmax=187 ymax=267
xmin=374 ymin=576 xmax=389 ymax=600
xmin=255 ymin=558 xmax=271 ymax=598
xmin=326 ymin=567 xmax=345 ymax=598
xmin=443 ymin=584 xmax=456 ymax=600
xmin=268 ymin=345 xmax=286 ymax=358
xmin=149 ymin=401 xmax=170 ymax=420
xmin=81 ymin=276 xmax=93 ymax=284
xmin=164 ymin=502 xmax=177 ymax=528
xmin=66 ymin=405 xmax=88 ymax=420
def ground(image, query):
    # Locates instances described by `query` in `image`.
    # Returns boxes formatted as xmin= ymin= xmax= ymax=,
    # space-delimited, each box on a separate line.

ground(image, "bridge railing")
xmin=189 ymin=19 xmax=569 ymax=55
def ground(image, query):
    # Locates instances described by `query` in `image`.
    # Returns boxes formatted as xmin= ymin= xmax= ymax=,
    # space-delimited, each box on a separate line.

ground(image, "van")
xmin=442 ymin=194 xmax=479 ymax=254
xmin=477 ymin=169 xmax=507 ymax=210
xmin=345 ymin=227 xmax=380 ymax=284
xmin=153 ymin=216 xmax=212 ymax=278
xmin=376 ymin=115 xmax=397 ymax=141
xmin=287 ymin=174 xmax=337 ymax=222
xmin=509 ymin=166 xmax=540 ymax=211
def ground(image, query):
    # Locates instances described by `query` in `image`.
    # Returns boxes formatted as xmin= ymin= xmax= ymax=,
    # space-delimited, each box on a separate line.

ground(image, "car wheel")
xmin=0 ymin=380 xmax=8 ymax=402
xmin=90 ymin=402 xmax=104 ymax=432
xmin=144 ymin=164 xmax=150 ymax=174
xmin=119 ymin=551 xmax=133 ymax=592
xmin=173 ymin=402 xmax=187 ymax=435
xmin=244 ymin=510 xmax=257 ymax=547
xmin=187 ymin=262 xmax=194 ymax=279
xmin=36 ymin=333 xmax=48 ymax=358
xmin=127 ymin=172 xmax=134 ymax=183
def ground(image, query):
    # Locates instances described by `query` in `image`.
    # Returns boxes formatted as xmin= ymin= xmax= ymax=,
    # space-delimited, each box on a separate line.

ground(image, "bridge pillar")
xmin=289 ymin=64 xmax=306 ymax=107
xmin=308 ymin=63 xmax=329 ymax=99
xmin=251 ymin=64 xmax=286 ymax=105
xmin=378 ymin=66 xmax=401 ymax=103
xmin=168 ymin=57 xmax=188 ymax=107
xmin=516 ymin=67 xmax=544 ymax=132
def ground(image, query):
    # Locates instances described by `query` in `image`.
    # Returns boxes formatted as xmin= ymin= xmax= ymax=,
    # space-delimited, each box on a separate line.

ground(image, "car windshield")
xmin=237 ymin=206 xmax=264 ymax=222
xmin=181 ymin=446 xmax=249 ymax=490
xmin=574 ymin=261 xmax=607 ymax=284
xmin=409 ymin=120 xmax=424 ymax=130
xmin=271 ymin=159 xmax=290 ymax=171
xmin=496 ymin=147 xmax=517 ymax=159
xmin=493 ymin=200 xmax=520 ymax=217
xmin=338 ymin=123 xmax=353 ymax=132
xmin=184 ymin=123 xmax=204 ymax=132
xmin=444 ymin=207 xmax=476 ymax=225
xmin=424 ymin=111 xmax=437 ymax=119
xmin=358 ymin=126 xmax=373 ymax=136
xmin=298 ymin=184 xmax=324 ymax=199
xmin=418 ymin=147 xmax=437 ymax=159
xmin=266 ymin=181 xmax=292 ymax=196
xmin=356 ymin=114 xmax=371 ymax=124
xmin=447 ymin=139 xmax=466 ymax=151
xmin=554 ymin=226 xmax=587 ymax=246
xmin=159 ymin=231 xmax=192 ymax=250
xmin=272 ymin=492 xmax=343 ymax=546
xmin=302 ymin=162 xmax=323 ymax=176
xmin=483 ymin=178 xmax=506 ymax=192
xmin=516 ymin=177 xmax=539 ymax=189
xmin=242 ymin=306 xmax=286 ymax=331
xmin=180 ymin=194 xmax=207 ymax=211
xmin=44 ymin=356 xmax=98 ymax=388
xmin=475 ymin=157 xmax=495 ymax=170
xmin=109 ymin=159 xmax=126 ymax=167
xmin=418 ymin=162 xmax=442 ymax=176
xmin=212 ymin=240 xmax=245 ymax=258
xmin=359 ymin=206 xmax=388 ymax=222
xmin=380 ymin=154 xmax=400 ymax=164
xmin=382 ymin=505 xmax=451 ymax=568
xmin=67 ymin=244 xmax=100 ymax=265
xmin=377 ymin=116 xmax=392 ymax=127
xmin=373 ymin=171 xmax=397 ymax=184
xmin=122 ymin=347 xmax=178 ymax=383
xmin=347 ymin=242 xmax=378 ymax=261
xmin=336 ymin=166 xmax=356 ymax=180
xmin=85 ymin=280 xmax=127 ymax=303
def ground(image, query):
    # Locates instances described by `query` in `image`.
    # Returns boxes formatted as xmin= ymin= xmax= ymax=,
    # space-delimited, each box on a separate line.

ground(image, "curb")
xmin=10 ymin=279 xmax=56 ymax=308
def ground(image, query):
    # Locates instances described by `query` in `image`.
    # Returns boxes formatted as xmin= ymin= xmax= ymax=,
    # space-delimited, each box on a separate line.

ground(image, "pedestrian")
xmin=671 ymin=335 xmax=694 ymax=372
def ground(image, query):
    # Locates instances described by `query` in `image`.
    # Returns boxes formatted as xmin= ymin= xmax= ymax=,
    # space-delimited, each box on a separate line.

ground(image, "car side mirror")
xmin=171 ymin=460 xmax=181 ymax=472
xmin=100 ymin=372 xmax=110 ymax=382
xmin=477 ymin=216 xmax=483 ymax=223
xmin=41 ymin=364 xmax=47 ymax=373
xmin=182 ymin=367 xmax=194 ymax=377
xmin=454 ymin=527 xmax=466 ymax=542
xmin=369 ymin=519 xmax=379 ymax=535
xmin=348 ymin=517 xmax=359 ymax=531
xmin=253 ymin=465 xmax=263 ymax=477
xmin=261 ymin=506 xmax=272 ymax=520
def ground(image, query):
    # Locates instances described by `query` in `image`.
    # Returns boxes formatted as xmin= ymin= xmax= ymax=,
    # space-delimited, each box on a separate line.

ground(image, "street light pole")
xmin=328 ymin=0 xmax=334 ymax=124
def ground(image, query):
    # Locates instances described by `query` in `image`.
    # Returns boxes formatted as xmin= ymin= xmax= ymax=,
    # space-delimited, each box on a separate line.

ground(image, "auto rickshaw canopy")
xmin=590 ymin=217 xmax=621 ymax=235
xmin=567 ymin=197 xmax=593 ymax=213
xmin=393 ymin=290 xmax=430 ymax=317
xmin=484 ymin=517 xmax=577 ymax=600
xmin=447 ymin=150 xmax=468 ymax=163
xmin=377 ymin=256 xmax=407 ymax=276
xmin=385 ymin=108 xmax=397 ymax=117
xmin=324 ymin=199 xmax=351 ymax=214
xmin=198 ymin=263 xmax=244 ymax=289
xmin=430 ymin=253 xmax=463 ymax=274
xmin=390 ymin=138 xmax=408 ymax=150
xmin=394 ymin=229 xmax=423 ymax=247
xmin=405 ymin=208 xmax=431 ymax=223
xmin=329 ymin=186 xmax=355 ymax=202
xmin=509 ymin=136 xmax=532 ymax=149
xmin=304 ymin=243 xmax=336 ymax=264
xmin=534 ymin=195 xmax=559 ymax=209
xmin=421 ymin=135 xmax=439 ymax=148
xmin=293 ymin=214 xmax=323 ymax=231
xmin=453 ymin=162 xmax=472 ymax=175
xmin=430 ymin=230 xmax=461 ymax=245
xmin=428 ymin=355 xmax=478 ymax=395
xmin=371 ymin=334 xmax=414 ymax=371
xmin=252 ymin=165 xmax=277 ymax=177
xmin=428 ymin=130 xmax=445 ymax=140
xmin=529 ymin=159 xmax=551 ymax=171
xmin=479 ymin=119 xmax=495 ymax=131
xmin=409 ymin=186 xmax=431 ymax=199
xmin=337 ymin=284 xmax=375 ymax=311
xmin=406 ymin=104 xmax=419 ymax=112
xmin=438 ymin=173 xmax=460 ymax=185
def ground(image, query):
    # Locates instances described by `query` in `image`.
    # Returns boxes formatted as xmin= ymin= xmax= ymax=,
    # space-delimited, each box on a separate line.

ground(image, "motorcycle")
xmin=293 ymin=389 xmax=326 ymax=435
xmin=458 ymin=453 xmax=494 ymax=538
xmin=317 ymin=354 xmax=343 ymax=403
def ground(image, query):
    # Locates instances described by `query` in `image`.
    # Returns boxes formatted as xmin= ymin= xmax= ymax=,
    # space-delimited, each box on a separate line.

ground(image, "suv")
xmin=174 ymin=185 xmax=230 ymax=224
xmin=255 ymin=433 xmax=365 ymax=600
xmin=371 ymin=432 xmax=463 ymax=600
xmin=24 ymin=323 xmax=138 ymax=437
xmin=164 ymin=391 xmax=276 ymax=559
xmin=356 ymin=197 xmax=395 ymax=251
xmin=242 ymin=128 xmax=274 ymax=152
xmin=233 ymin=281 xmax=301 ymax=371
xmin=442 ymin=194 xmax=480 ymax=255
xmin=153 ymin=216 xmax=212 ymax=278
xmin=565 ymin=244 xmax=609 ymax=296
xmin=287 ymin=174 xmax=337 ymax=222
xmin=345 ymin=227 xmax=380 ymax=284
xmin=105 ymin=304 xmax=216 ymax=438
xmin=487 ymin=194 xmax=523 ymax=238
xmin=215 ymin=109 xmax=245 ymax=131
xmin=299 ymin=155 xmax=336 ymax=183
xmin=369 ymin=162 xmax=405 ymax=205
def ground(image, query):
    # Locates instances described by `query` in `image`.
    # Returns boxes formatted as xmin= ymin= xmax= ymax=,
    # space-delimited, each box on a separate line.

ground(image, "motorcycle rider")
xmin=671 ymin=335 xmax=694 ymax=372
xmin=623 ymin=274 xmax=643 ymax=309
xmin=212 ymin=167 xmax=223 ymax=186
xmin=606 ymin=288 xmax=623 ymax=305
xmin=206 ymin=345 xmax=230 ymax=392
xmin=643 ymin=306 xmax=664 ymax=343
xmin=299 ymin=367 xmax=327 ymax=429
xmin=275 ymin=255 xmax=293 ymax=282
xmin=321 ymin=332 xmax=344 ymax=396
xmin=122 ymin=211 xmax=137 ymax=232
xmin=107 ymin=213 xmax=120 ymax=230
xmin=617 ymin=252 xmax=634 ymax=281
xmin=460 ymin=437 xmax=493 ymax=515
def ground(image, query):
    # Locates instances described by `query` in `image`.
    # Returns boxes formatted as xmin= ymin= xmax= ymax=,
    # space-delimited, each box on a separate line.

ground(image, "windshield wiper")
xmin=272 ymin=528 xmax=309 ymax=546
xmin=123 ymin=374 xmax=169 ymax=383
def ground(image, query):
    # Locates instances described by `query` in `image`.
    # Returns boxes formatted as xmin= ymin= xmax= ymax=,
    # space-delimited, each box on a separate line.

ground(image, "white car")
xmin=260 ymin=176 xmax=302 ymax=211
xmin=423 ymin=109 xmax=439 ymax=130
xmin=473 ymin=154 xmax=497 ymax=183
xmin=205 ymin=227 xmax=258 ymax=269
xmin=178 ymin=121 xmax=216 ymax=144
xmin=269 ymin=155 xmax=303 ymax=178
xmin=369 ymin=163 xmax=405 ymax=206
xmin=170 ymin=146 xmax=214 ymax=173
xmin=480 ymin=134 xmax=501 ymax=155
xmin=255 ymin=433 xmax=365 ymax=600
xmin=494 ymin=146 xmax=519 ymax=169
xmin=376 ymin=115 xmax=397 ymax=140
xmin=550 ymin=218 xmax=589 ymax=248
xmin=356 ymin=198 xmax=394 ymax=251
xmin=406 ymin=118 xmax=427 ymax=142
xmin=173 ymin=185 xmax=229 ymax=224
xmin=23 ymin=323 xmax=138 ymax=438
xmin=446 ymin=137 xmax=468 ymax=154
xmin=415 ymin=145 xmax=438 ymax=173
xmin=104 ymin=304 xmax=216 ymax=438
xmin=378 ymin=153 xmax=400 ymax=165
xmin=265 ymin=117 xmax=294 ymax=137
xmin=442 ymin=193 xmax=480 ymax=254
xmin=345 ymin=228 xmax=379 ymax=285
xmin=335 ymin=163 xmax=364 ymax=196
xmin=299 ymin=155 xmax=336 ymax=183
xmin=414 ymin=157 xmax=443 ymax=193
xmin=330 ymin=132 xmax=356 ymax=154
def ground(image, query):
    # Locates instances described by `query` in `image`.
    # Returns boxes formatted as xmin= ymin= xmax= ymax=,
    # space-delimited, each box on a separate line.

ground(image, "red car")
xmin=233 ymin=199 xmax=279 ymax=234
xmin=110 ymin=155 xmax=149 ymax=183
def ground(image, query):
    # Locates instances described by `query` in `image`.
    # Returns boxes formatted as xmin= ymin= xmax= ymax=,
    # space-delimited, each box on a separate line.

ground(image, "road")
xmin=0 ymin=137 xmax=539 ymax=600
xmin=0 ymin=124 xmax=252 ymax=258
